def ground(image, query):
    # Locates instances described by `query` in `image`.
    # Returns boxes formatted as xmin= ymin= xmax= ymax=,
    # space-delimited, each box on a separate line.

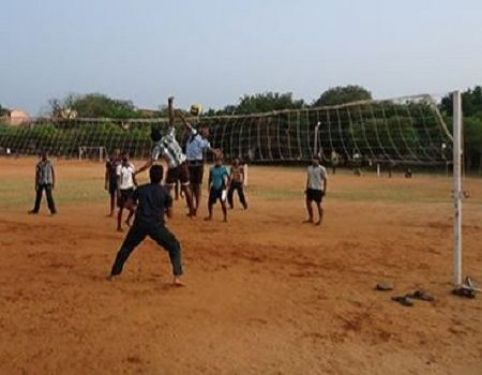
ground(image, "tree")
xmin=207 ymin=92 xmax=305 ymax=116
xmin=440 ymin=86 xmax=482 ymax=117
xmin=49 ymin=93 xmax=142 ymax=119
xmin=0 ymin=104 xmax=9 ymax=116
xmin=313 ymin=85 xmax=372 ymax=107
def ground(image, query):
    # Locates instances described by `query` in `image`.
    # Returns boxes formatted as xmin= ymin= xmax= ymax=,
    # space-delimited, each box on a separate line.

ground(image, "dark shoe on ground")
xmin=28 ymin=210 xmax=38 ymax=215
xmin=375 ymin=282 xmax=394 ymax=291
xmin=407 ymin=290 xmax=434 ymax=302
xmin=452 ymin=286 xmax=476 ymax=299
xmin=391 ymin=295 xmax=414 ymax=307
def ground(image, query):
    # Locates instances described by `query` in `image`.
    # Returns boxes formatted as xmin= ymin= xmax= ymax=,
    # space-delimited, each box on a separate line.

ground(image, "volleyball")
xmin=190 ymin=104 xmax=202 ymax=116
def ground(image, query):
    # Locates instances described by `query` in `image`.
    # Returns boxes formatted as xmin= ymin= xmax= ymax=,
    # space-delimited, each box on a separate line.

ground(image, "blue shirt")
xmin=210 ymin=165 xmax=229 ymax=190
xmin=186 ymin=129 xmax=211 ymax=161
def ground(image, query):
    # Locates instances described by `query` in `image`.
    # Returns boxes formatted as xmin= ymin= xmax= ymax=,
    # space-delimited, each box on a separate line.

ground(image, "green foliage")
xmin=440 ymin=86 xmax=482 ymax=117
xmin=313 ymin=85 xmax=372 ymax=107
xmin=49 ymin=93 xmax=162 ymax=119
xmin=0 ymin=104 xmax=9 ymax=116
xmin=206 ymin=92 xmax=305 ymax=115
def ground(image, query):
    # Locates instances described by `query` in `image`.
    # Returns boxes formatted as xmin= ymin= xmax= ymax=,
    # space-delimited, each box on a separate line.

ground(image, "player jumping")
xmin=176 ymin=110 xmax=220 ymax=215
xmin=135 ymin=97 xmax=195 ymax=216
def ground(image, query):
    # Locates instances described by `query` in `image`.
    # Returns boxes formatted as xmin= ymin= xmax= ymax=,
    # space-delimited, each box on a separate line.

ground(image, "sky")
xmin=1 ymin=0 xmax=481 ymax=116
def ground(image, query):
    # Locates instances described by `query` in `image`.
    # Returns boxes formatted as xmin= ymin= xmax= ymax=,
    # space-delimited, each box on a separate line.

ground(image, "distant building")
xmin=60 ymin=108 xmax=78 ymax=119
xmin=0 ymin=108 xmax=30 ymax=126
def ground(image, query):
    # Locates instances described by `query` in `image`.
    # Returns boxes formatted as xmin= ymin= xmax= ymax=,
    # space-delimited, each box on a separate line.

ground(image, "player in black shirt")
xmin=105 ymin=150 xmax=120 ymax=217
xmin=108 ymin=165 xmax=184 ymax=286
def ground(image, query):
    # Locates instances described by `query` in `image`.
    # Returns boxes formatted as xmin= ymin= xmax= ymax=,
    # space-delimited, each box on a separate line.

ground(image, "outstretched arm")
xmin=176 ymin=110 xmax=194 ymax=132
xmin=168 ymin=96 xmax=175 ymax=127
xmin=135 ymin=158 xmax=154 ymax=175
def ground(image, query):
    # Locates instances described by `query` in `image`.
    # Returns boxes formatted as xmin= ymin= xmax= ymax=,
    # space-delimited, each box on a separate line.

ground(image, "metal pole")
xmin=453 ymin=91 xmax=463 ymax=286
xmin=314 ymin=122 xmax=320 ymax=157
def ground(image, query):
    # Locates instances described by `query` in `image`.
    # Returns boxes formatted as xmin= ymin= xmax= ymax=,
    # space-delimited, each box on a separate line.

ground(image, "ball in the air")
xmin=190 ymin=104 xmax=202 ymax=116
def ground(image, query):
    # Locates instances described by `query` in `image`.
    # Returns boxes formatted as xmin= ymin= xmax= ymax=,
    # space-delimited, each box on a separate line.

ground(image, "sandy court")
xmin=1 ymin=158 xmax=482 ymax=375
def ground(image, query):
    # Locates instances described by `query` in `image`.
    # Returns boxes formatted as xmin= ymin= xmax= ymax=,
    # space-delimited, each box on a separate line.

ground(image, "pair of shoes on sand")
xmin=391 ymin=291 xmax=435 ymax=307
xmin=452 ymin=277 xmax=478 ymax=299
xmin=375 ymin=282 xmax=434 ymax=307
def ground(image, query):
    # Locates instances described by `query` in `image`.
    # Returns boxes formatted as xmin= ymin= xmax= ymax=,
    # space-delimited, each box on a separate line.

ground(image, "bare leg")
xmin=191 ymin=183 xmax=201 ymax=214
xmin=304 ymin=198 xmax=314 ymax=223
xmin=205 ymin=203 xmax=213 ymax=221
xmin=125 ymin=208 xmax=135 ymax=227
xmin=227 ymin=185 xmax=234 ymax=209
xmin=315 ymin=203 xmax=323 ymax=226
xmin=117 ymin=207 xmax=123 ymax=231
xmin=221 ymin=201 xmax=228 ymax=222
xmin=182 ymin=185 xmax=195 ymax=216
xmin=174 ymin=181 xmax=179 ymax=200
xmin=109 ymin=194 xmax=116 ymax=216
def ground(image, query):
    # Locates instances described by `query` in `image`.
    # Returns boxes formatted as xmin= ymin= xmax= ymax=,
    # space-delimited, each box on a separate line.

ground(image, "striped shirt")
xmin=186 ymin=129 xmax=211 ymax=161
xmin=36 ymin=160 xmax=54 ymax=185
xmin=151 ymin=126 xmax=186 ymax=169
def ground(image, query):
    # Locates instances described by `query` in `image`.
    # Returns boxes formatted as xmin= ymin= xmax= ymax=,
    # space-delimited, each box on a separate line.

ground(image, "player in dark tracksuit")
xmin=108 ymin=165 xmax=184 ymax=286
xmin=105 ymin=150 xmax=121 ymax=217
xmin=28 ymin=151 xmax=57 ymax=215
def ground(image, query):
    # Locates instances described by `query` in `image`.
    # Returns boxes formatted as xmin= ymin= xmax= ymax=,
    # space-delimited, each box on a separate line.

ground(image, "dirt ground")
xmin=1 ymin=158 xmax=482 ymax=375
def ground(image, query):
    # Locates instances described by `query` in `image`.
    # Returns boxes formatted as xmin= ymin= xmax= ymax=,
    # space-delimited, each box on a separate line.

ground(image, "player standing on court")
xmin=205 ymin=154 xmax=229 ymax=222
xmin=29 ymin=151 xmax=57 ymax=215
xmin=227 ymin=158 xmax=248 ymax=210
xmin=135 ymin=97 xmax=195 ymax=216
xmin=116 ymin=152 xmax=137 ymax=232
xmin=108 ymin=165 xmax=184 ymax=286
xmin=105 ymin=149 xmax=120 ymax=217
xmin=304 ymin=155 xmax=328 ymax=226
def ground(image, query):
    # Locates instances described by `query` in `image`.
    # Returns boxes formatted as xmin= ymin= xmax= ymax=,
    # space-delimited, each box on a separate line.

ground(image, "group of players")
xmin=30 ymin=97 xmax=327 ymax=286
xmin=106 ymin=97 xmax=252 ymax=285
xmin=104 ymin=97 xmax=248 ymax=231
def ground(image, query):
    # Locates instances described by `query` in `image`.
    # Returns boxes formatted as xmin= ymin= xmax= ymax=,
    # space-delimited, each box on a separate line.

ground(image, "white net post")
xmin=453 ymin=91 xmax=463 ymax=286
xmin=314 ymin=122 xmax=321 ymax=157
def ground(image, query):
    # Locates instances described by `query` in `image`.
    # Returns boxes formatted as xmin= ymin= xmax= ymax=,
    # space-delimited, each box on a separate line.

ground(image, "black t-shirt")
xmin=106 ymin=159 xmax=120 ymax=182
xmin=132 ymin=183 xmax=172 ymax=225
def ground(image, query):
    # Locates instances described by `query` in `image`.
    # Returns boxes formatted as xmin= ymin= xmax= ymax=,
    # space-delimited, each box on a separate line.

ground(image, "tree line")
xmin=1 ymin=85 xmax=481 ymax=171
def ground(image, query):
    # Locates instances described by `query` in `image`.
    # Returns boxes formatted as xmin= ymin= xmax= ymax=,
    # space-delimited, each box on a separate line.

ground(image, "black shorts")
xmin=118 ymin=188 xmax=135 ymax=208
xmin=188 ymin=161 xmax=204 ymax=185
xmin=109 ymin=180 xmax=118 ymax=196
xmin=209 ymin=187 xmax=226 ymax=205
xmin=166 ymin=162 xmax=190 ymax=185
xmin=306 ymin=189 xmax=324 ymax=203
